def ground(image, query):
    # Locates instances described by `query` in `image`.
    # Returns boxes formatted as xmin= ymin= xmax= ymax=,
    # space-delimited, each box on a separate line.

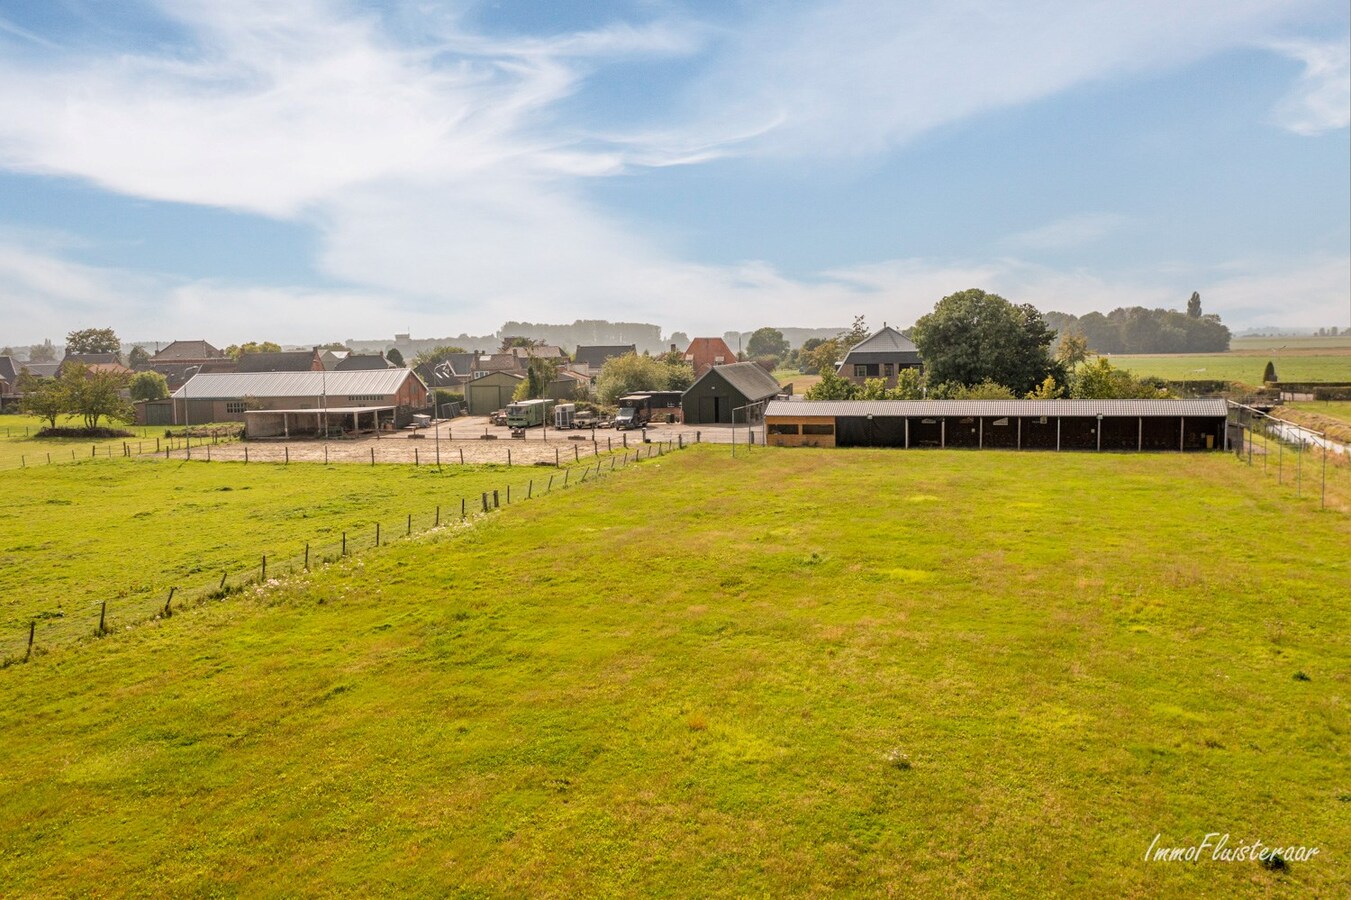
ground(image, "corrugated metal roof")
xmin=765 ymin=399 xmax=1229 ymax=418
xmin=694 ymin=362 xmax=783 ymax=401
xmin=173 ymin=369 xmax=421 ymax=399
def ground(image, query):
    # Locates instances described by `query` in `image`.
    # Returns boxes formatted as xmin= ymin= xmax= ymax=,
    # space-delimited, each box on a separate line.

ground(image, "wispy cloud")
xmin=1001 ymin=214 xmax=1127 ymax=252
xmin=1269 ymin=40 xmax=1351 ymax=135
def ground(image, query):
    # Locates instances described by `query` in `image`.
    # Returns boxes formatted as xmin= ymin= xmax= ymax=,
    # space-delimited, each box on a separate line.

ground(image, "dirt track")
xmin=161 ymin=417 xmax=748 ymax=465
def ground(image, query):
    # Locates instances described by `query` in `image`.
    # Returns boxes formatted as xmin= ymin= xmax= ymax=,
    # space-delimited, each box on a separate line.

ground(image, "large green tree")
xmin=412 ymin=345 xmax=468 ymax=369
xmin=224 ymin=341 xmax=282 ymax=359
xmin=58 ymin=363 xmax=134 ymax=428
xmin=911 ymin=289 xmax=1063 ymax=395
xmin=747 ymin=327 xmax=789 ymax=361
xmin=65 ymin=327 xmax=121 ymax=356
xmin=18 ymin=372 xmax=66 ymax=428
xmin=28 ymin=339 xmax=57 ymax=362
xmin=129 ymin=371 xmax=170 ymax=402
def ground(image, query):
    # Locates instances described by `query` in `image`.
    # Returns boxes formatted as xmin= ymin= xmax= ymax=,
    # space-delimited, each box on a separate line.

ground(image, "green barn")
xmin=681 ymin=362 xmax=783 ymax=425
xmin=465 ymin=372 xmax=524 ymax=416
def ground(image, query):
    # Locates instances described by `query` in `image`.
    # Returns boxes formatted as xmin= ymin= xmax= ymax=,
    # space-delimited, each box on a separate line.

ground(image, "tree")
xmin=386 ymin=348 xmax=405 ymax=367
xmin=596 ymin=353 xmax=692 ymax=405
xmin=1055 ymin=331 xmax=1090 ymax=370
xmin=0 ymin=346 xmax=16 ymax=359
xmin=128 ymin=345 xmax=152 ymax=368
xmin=887 ymin=368 xmax=926 ymax=400
xmin=514 ymin=357 xmax=560 ymax=400
xmin=1263 ymin=361 xmax=1278 ymax=384
xmin=412 ymin=345 xmax=468 ymax=369
xmin=130 ymin=371 xmax=170 ymax=401
xmin=1186 ymin=292 xmax=1202 ymax=318
xmin=747 ymin=327 xmax=789 ymax=362
xmin=910 ymin=289 xmax=1063 ymax=395
xmin=804 ymin=368 xmax=857 ymax=400
xmin=843 ymin=315 xmax=870 ymax=348
xmin=803 ymin=339 xmax=842 ymax=375
xmin=58 ymin=363 xmax=134 ymax=428
xmin=500 ymin=336 xmax=537 ymax=351
xmin=1069 ymin=358 xmax=1167 ymax=400
xmin=65 ymin=327 xmax=121 ymax=356
xmin=29 ymin=339 xmax=57 ymax=362
xmin=224 ymin=341 xmax=282 ymax=359
xmin=1026 ymin=375 xmax=1065 ymax=399
xmin=18 ymin=372 xmax=66 ymax=428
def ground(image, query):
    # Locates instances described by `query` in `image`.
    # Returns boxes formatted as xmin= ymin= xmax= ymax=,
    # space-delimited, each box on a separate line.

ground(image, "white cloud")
xmin=1269 ymin=40 xmax=1351 ymax=135
xmin=1000 ymin=214 xmax=1127 ymax=252
xmin=671 ymin=0 xmax=1329 ymax=158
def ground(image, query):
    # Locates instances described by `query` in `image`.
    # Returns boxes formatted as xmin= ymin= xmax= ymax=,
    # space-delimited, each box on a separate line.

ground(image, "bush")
xmin=36 ymin=427 xmax=134 ymax=439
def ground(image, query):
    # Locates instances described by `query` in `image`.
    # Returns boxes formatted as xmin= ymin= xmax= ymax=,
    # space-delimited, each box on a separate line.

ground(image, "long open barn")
xmin=764 ymin=399 xmax=1230 ymax=451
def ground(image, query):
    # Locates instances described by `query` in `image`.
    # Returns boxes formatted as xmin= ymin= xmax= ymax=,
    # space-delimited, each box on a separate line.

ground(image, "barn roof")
xmin=574 ymin=345 xmax=635 ymax=368
xmin=695 ymin=362 xmax=782 ymax=402
xmin=765 ymin=399 xmax=1229 ymax=418
xmin=838 ymin=326 xmax=921 ymax=366
xmin=173 ymin=369 xmax=422 ymax=399
xmin=236 ymin=350 xmax=319 ymax=372
xmin=151 ymin=340 xmax=224 ymax=361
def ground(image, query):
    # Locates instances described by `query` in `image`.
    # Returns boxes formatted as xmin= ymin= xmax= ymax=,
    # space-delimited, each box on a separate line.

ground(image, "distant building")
xmin=145 ymin=340 xmax=234 ymax=388
xmin=682 ymin=338 xmax=738 ymax=377
xmin=465 ymin=371 xmax=524 ymax=415
xmin=573 ymin=345 xmax=635 ymax=371
xmin=171 ymin=368 xmax=427 ymax=431
xmin=837 ymin=326 xmax=922 ymax=388
xmin=334 ymin=353 xmax=395 ymax=371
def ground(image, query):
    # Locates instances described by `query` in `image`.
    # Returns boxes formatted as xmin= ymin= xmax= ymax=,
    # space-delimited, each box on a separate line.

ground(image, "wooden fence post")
xmin=528 ymin=480 xmax=533 ymax=499
xmin=98 ymin=601 xmax=107 ymax=636
xmin=376 ymin=523 xmax=381 ymax=546
xmin=220 ymin=572 xmax=228 ymax=591
xmin=482 ymin=493 xmax=489 ymax=513
xmin=493 ymin=490 xmax=499 ymax=509
xmin=261 ymin=555 xmax=267 ymax=581
xmin=436 ymin=505 xmax=441 ymax=527
xmin=25 ymin=621 xmax=35 ymax=661
xmin=164 ymin=587 xmax=176 ymax=617
xmin=342 ymin=532 xmax=347 ymax=555
xmin=371 ymin=447 xmax=376 ymax=466
xmin=407 ymin=513 xmax=412 ymax=536
xmin=305 ymin=543 xmax=310 ymax=570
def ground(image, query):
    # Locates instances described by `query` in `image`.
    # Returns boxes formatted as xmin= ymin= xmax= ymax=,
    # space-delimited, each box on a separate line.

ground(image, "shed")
xmin=681 ymin=363 xmax=783 ymax=425
xmin=171 ymin=369 xmax=426 ymax=427
xmin=465 ymin=371 xmax=524 ymax=416
xmin=763 ymin=399 xmax=1230 ymax=451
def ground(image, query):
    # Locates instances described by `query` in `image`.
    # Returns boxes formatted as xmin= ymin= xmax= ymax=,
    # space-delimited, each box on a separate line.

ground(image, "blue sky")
xmin=0 ymin=0 xmax=1346 ymax=346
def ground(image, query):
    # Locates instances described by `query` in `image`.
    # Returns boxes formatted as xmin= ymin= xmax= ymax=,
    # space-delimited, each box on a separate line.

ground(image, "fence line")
xmin=1 ymin=439 xmax=687 ymax=666
xmin=1227 ymin=402 xmax=1344 ymax=510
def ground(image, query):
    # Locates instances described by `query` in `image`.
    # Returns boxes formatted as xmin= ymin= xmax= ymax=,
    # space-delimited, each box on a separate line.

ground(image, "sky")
xmin=0 ymin=0 xmax=1347 ymax=347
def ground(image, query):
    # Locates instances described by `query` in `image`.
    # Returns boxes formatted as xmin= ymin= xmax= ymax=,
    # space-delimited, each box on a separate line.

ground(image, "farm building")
xmin=682 ymin=363 xmax=784 ymax=424
xmin=682 ymin=337 xmax=738 ymax=377
xmin=837 ymin=325 xmax=922 ymax=388
xmin=171 ymin=369 xmax=427 ymax=434
xmin=465 ymin=371 xmax=524 ymax=415
xmin=574 ymin=345 xmax=635 ymax=371
xmin=763 ymin=399 xmax=1229 ymax=451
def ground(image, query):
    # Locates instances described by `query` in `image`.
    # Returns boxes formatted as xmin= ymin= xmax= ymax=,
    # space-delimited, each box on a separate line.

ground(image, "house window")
xmin=883 ymin=363 xmax=894 ymax=377
xmin=854 ymin=364 xmax=867 ymax=377
xmin=473 ymin=371 xmax=487 ymax=379
xmin=802 ymin=423 xmax=835 ymax=435
xmin=768 ymin=423 xmax=800 ymax=435
xmin=714 ymin=355 xmax=726 ymax=363
xmin=347 ymin=395 xmax=383 ymax=403
xmin=225 ymin=401 xmax=247 ymax=414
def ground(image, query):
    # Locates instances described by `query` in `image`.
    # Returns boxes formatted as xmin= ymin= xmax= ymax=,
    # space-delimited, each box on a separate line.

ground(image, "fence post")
xmin=25 ymin=621 xmax=35 ymax=661
xmin=415 ymin=447 xmax=419 ymax=466
xmin=460 ymin=448 xmax=465 ymax=465
xmin=376 ymin=523 xmax=381 ymax=546
xmin=462 ymin=498 xmax=466 ymax=519
xmin=262 ymin=555 xmax=267 ymax=581
xmin=407 ymin=513 xmax=412 ymax=536
xmin=548 ymin=474 xmax=554 ymax=492
xmin=506 ymin=485 xmax=511 ymax=504
xmin=245 ymin=446 xmax=249 ymax=464
xmin=436 ymin=505 xmax=441 ymax=527
xmin=608 ymin=437 xmax=612 ymax=452
xmin=493 ymin=490 xmax=499 ymax=509
xmin=507 ymin=448 xmax=512 ymax=466
xmin=98 ymin=601 xmax=107 ymax=636
xmin=555 ymin=447 xmax=560 ymax=467
xmin=371 ymin=447 xmax=376 ymax=466
xmin=574 ymin=444 xmax=580 ymax=462
xmin=163 ymin=587 xmax=176 ymax=617
xmin=220 ymin=572 xmax=228 ymax=591
xmin=564 ymin=469 xmax=569 ymax=487
xmin=285 ymin=446 xmax=289 ymax=464
xmin=528 ymin=480 xmax=533 ymax=499
xmin=342 ymin=532 xmax=347 ymax=556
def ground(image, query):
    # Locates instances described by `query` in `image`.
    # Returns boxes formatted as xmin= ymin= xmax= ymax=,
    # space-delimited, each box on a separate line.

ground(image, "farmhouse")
xmin=144 ymin=340 xmax=234 ymax=388
xmin=236 ymin=349 xmax=324 ymax=373
xmin=837 ymin=325 xmax=922 ymax=388
xmin=682 ymin=362 xmax=784 ymax=424
xmin=764 ymin=399 xmax=1230 ymax=451
xmin=683 ymin=337 xmax=737 ymax=377
xmin=172 ymin=369 xmax=427 ymax=435
xmin=574 ymin=345 xmax=635 ymax=371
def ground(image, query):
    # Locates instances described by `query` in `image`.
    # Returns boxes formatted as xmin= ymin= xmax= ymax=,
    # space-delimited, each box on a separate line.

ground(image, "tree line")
xmin=1045 ymin=293 xmax=1230 ymax=354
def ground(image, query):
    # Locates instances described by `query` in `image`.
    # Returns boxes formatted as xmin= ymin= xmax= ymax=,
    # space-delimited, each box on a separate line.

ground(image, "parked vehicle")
xmin=574 ymin=409 xmax=598 ymax=428
xmin=505 ymin=398 xmax=555 ymax=428
xmin=615 ymin=394 xmax=652 ymax=430
xmin=553 ymin=403 xmax=576 ymax=429
xmin=489 ymin=409 xmax=509 ymax=426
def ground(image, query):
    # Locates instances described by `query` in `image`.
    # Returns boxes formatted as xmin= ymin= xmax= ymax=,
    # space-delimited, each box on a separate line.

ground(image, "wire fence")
xmin=1 ymin=439 xmax=688 ymax=667
xmin=1227 ymin=401 xmax=1348 ymax=510
xmin=2 ymin=425 xmax=240 ymax=470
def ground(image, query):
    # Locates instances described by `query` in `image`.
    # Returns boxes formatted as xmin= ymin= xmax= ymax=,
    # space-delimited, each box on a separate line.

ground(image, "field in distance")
xmin=0 ymin=446 xmax=1346 ymax=896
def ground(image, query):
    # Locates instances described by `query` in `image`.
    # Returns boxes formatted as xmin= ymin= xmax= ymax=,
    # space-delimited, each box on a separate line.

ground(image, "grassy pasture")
xmin=0 ymin=415 xmax=169 ymax=469
xmin=0 ymin=453 xmax=623 ymax=656
xmin=1112 ymin=349 xmax=1351 ymax=386
xmin=0 ymin=446 xmax=1346 ymax=896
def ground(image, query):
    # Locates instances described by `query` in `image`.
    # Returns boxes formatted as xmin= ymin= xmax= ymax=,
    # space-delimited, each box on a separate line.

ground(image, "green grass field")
xmin=1288 ymin=401 xmax=1351 ymax=426
xmin=1113 ymin=351 xmax=1351 ymax=386
xmin=0 ymin=446 xmax=1346 ymax=896
xmin=0 ymin=453 xmax=623 ymax=656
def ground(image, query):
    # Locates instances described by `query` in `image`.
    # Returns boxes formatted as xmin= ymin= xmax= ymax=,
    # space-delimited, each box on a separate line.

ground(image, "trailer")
xmin=505 ymin=398 xmax=556 ymax=428
xmin=615 ymin=391 xmax=684 ymax=429
xmin=553 ymin=402 xmax=576 ymax=429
